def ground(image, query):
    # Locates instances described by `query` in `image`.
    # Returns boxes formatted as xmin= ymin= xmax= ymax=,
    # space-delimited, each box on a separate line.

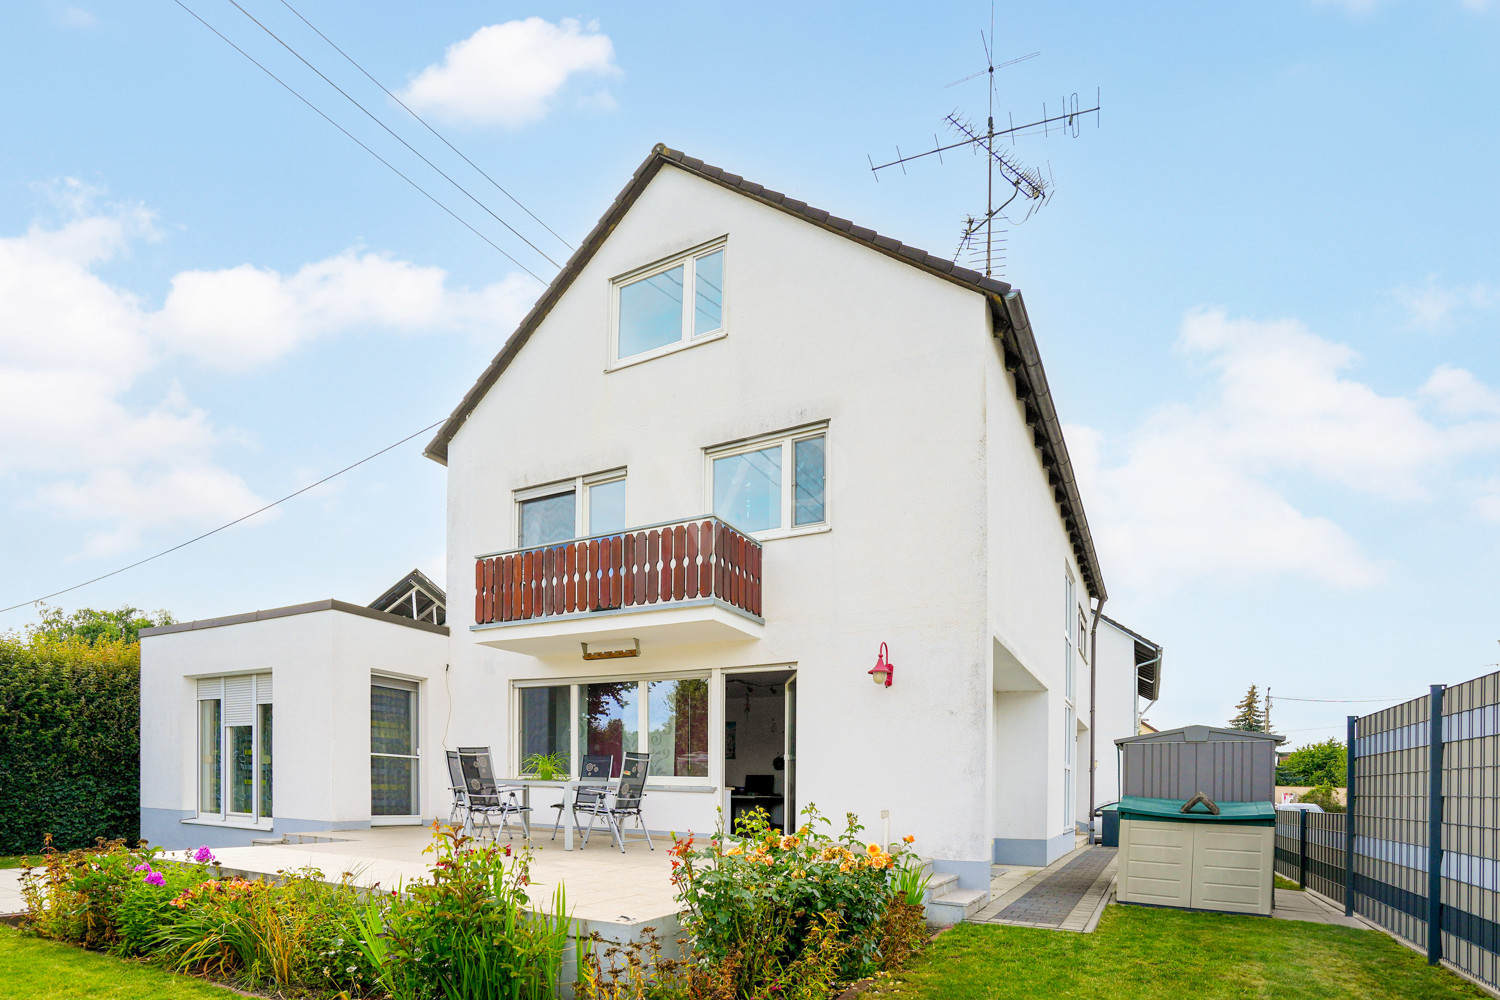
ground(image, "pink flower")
xmin=133 ymin=863 xmax=152 ymax=873
xmin=193 ymin=846 xmax=216 ymax=864
xmin=144 ymin=872 xmax=166 ymax=886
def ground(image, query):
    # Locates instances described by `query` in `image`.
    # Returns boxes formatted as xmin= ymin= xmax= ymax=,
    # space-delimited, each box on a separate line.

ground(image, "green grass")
xmin=871 ymin=904 xmax=1489 ymax=1000
xmin=1275 ymin=873 xmax=1304 ymax=891
xmin=0 ymin=855 xmax=42 ymax=869
xmin=0 ymin=926 xmax=236 ymax=999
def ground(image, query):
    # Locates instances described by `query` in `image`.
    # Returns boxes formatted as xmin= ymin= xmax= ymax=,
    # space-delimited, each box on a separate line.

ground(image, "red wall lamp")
xmin=868 ymin=642 xmax=894 ymax=687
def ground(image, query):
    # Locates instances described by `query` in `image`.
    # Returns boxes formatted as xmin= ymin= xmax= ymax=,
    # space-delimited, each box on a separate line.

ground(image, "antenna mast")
xmin=867 ymin=3 xmax=1099 ymax=277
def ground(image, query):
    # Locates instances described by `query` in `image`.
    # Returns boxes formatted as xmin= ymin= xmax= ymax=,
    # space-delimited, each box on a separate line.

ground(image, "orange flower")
xmin=867 ymin=843 xmax=881 ymax=855
xmin=903 ymin=834 xmax=915 ymax=844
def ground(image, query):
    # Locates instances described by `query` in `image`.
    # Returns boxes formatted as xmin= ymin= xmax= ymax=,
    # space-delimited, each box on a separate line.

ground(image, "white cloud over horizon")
xmin=398 ymin=17 xmax=620 ymax=127
xmin=0 ymin=181 xmax=534 ymax=555
xmin=1070 ymin=308 xmax=1500 ymax=595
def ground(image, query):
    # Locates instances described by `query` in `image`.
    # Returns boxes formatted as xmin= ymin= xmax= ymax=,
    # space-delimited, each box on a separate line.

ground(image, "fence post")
xmin=1345 ymin=714 xmax=1356 ymax=917
xmin=1299 ymin=808 xmax=1308 ymax=889
xmin=1428 ymin=684 xmax=1445 ymax=966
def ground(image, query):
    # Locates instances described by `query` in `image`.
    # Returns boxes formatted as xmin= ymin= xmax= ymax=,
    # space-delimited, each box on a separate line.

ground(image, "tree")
xmin=1299 ymin=784 xmax=1346 ymax=813
xmin=28 ymin=604 xmax=174 ymax=646
xmin=1228 ymin=684 xmax=1268 ymax=732
xmin=1277 ymin=738 xmax=1347 ymax=787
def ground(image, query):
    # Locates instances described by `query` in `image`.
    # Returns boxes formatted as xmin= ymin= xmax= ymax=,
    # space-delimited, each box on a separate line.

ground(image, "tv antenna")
xmin=867 ymin=4 xmax=1099 ymax=277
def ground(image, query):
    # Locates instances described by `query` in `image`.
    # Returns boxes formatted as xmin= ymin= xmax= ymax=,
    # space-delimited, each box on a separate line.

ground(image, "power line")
xmin=170 ymin=0 xmax=547 ymax=283
xmin=220 ymin=0 xmax=563 ymax=270
xmin=1275 ymin=696 xmax=1404 ymax=703
xmin=0 ymin=419 xmax=444 ymax=617
xmin=274 ymin=0 xmax=575 ymax=253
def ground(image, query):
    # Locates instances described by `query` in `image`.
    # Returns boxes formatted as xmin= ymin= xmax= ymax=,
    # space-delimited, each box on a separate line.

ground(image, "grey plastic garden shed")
xmin=1112 ymin=726 xmax=1284 ymax=916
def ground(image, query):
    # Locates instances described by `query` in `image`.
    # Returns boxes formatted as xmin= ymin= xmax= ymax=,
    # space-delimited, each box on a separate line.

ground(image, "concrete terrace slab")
xmin=970 ymin=846 xmax=1117 ymax=933
xmin=0 ymin=869 xmax=23 ymax=916
xmin=199 ymin=825 xmax=679 ymax=927
xmin=1271 ymin=888 xmax=1365 ymax=928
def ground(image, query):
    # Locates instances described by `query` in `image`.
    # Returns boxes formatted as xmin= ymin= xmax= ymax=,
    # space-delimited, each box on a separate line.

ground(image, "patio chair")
xmin=579 ymin=751 xmax=654 ymax=853
xmin=445 ymin=750 xmax=470 ymax=829
xmin=457 ymin=746 xmax=531 ymax=841
xmin=549 ymin=753 xmax=614 ymax=842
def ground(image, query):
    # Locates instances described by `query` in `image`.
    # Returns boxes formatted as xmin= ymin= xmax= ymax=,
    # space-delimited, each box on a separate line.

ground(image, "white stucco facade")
xmin=138 ymin=149 xmax=1159 ymax=885
xmin=140 ymin=603 xmax=448 ymax=850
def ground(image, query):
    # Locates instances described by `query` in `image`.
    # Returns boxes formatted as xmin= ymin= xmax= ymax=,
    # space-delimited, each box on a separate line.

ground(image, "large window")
xmin=709 ymin=426 xmax=827 ymax=536
xmin=516 ymin=471 xmax=627 ymax=547
xmin=371 ymin=678 xmax=420 ymax=818
xmin=516 ymin=676 xmax=708 ymax=781
xmin=195 ymin=674 xmax=271 ymax=824
xmin=612 ymin=242 xmax=726 ymax=365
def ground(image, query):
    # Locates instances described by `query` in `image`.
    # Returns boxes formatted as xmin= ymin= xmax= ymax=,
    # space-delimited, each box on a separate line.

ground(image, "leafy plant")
xmin=1298 ymin=784 xmax=1346 ymax=813
xmin=520 ymin=751 xmax=570 ymax=781
xmin=669 ymin=804 xmax=926 ymax=997
xmin=362 ymin=823 xmax=572 ymax=1000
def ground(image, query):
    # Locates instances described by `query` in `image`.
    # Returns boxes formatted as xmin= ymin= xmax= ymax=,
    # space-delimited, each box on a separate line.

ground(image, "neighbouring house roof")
xmin=423 ymin=144 xmax=1106 ymax=600
xmin=1101 ymin=614 xmax=1163 ymax=701
xmin=368 ymin=568 xmax=446 ymax=626
xmin=138 ymin=599 xmax=450 ymax=638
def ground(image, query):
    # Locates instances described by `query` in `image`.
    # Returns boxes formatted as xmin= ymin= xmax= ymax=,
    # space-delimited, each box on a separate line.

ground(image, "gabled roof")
xmin=369 ymin=568 xmax=446 ymax=626
xmin=423 ymin=144 xmax=1106 ymax=599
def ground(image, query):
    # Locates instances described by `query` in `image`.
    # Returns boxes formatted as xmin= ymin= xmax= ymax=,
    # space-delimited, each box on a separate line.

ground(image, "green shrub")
xmin=357 ymin=823 xmax=572 ymax=1000
xmin=668 ymin=805 xmax=926 ymax=997
xmin=1299 ymin=784 xmax=1346 ymax=813
xmin=0 ymin=635 xmax=141 ymax=853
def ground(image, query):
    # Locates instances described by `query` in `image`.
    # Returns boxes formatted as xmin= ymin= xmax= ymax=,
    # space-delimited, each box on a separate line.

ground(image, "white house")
xmin=140 ymin=146 xmax=1161 ymax=890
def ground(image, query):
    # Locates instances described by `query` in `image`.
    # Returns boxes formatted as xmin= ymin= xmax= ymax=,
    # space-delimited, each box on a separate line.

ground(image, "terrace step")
xmin=924 ymin=887 xmax=987 ymax=926
xmin=922 ymin=872 xmax=959 ymax=901
xmin=249 ymin=834 xmax=346 ymax=846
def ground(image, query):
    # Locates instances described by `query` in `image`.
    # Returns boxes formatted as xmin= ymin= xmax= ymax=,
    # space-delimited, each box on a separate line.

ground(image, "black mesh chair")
xmin=445 ymin=750 xmax=470 ymax=829
xmin=550 ymin=754 xmax=614 ymax=842
xmin=457 ymin=746 xmax=531 ymax=841
xmin=580 ymin=751 xmax=653 ymax=853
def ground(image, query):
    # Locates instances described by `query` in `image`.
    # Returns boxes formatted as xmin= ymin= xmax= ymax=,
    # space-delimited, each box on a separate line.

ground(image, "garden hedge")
xmin=0 ymin=635 xmax=140 ymax=853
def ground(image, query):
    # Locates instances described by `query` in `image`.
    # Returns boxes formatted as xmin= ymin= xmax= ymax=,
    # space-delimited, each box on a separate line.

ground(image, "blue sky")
xmin=2 ymin=1 xmax=1497 ymax=744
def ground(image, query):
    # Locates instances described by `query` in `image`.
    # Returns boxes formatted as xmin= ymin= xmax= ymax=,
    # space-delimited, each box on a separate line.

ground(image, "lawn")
xmin=0 ymin=925 xmax=236 ymax=999
xmin=0 ymin=855 xmax=42 ymax=869
xmin=870 ymin=904 xmax=1489 ymax=1000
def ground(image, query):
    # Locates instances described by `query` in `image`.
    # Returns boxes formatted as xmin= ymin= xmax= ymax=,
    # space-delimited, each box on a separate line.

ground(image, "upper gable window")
xmin=611 ymin=241 xmax=726 ymax=367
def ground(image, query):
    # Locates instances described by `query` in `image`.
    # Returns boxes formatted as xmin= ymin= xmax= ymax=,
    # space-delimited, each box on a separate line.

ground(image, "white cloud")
xmin=1 ymin=181 xmax=536 ymax=555
xmin=1071 ymin=308 xmax=1500 ymax=594
xmin=48 ymin=4 xmax=97 ymax=29
xmin=1394 ymin=276 xmax=1495 ymax=332
xmin=399 ymin=17 xmax=619 ymax=127
xmin=1476 ymin=481 xmax=1500 ymax=522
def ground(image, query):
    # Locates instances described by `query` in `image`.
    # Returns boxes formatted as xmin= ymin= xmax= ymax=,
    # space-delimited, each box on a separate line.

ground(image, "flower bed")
xmin=578 ymin=805 xmax=930 ymax=1000
xmin=20 ymin=825 xmax=569 ymax=999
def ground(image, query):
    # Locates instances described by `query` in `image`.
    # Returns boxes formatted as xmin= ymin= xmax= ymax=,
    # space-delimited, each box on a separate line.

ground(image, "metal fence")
xmin=1339 ymin=670 xmax=1500 ymax=989
xmin=1274 ymin=809 xmax=1347 ymax=905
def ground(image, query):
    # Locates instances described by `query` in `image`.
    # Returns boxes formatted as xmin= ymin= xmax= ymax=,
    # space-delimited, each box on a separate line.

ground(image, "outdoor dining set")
xmin=444 ymin=747 xmax=655 ymax=853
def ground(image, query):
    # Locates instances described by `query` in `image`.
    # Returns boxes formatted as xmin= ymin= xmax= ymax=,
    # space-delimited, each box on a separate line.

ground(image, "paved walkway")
xmin=1271 ymin=887 xmax=1365 ymax=927
xmin=971 ymin=846 xmax=1117 ymax=932
xmin=0 ymin=869 xmax=24 ymax=916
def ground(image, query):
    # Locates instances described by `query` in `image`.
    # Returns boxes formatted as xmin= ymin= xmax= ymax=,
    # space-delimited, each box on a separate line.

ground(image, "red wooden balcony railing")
xmin=474 ymin=516 xmax=762 ymax=625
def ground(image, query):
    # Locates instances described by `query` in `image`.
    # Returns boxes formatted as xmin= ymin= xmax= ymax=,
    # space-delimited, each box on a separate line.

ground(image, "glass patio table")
xmin=505 ymin=778 xmax=587 ymax=850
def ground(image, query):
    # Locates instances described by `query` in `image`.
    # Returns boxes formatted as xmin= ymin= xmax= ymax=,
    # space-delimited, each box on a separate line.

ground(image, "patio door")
xmin=371 ymin=677 xmax=420 ymax=819
xmin=784 ymin=675 xmax=797 ymax=832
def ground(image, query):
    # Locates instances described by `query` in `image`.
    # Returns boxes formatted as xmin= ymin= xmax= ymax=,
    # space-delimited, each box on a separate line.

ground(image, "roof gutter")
xmin=992 ymin=289 xmax=1107 ymax=601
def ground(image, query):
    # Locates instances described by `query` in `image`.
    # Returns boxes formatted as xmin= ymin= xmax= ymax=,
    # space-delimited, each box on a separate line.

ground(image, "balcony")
xmin=472 ymin=516 xmax=763 ymax=655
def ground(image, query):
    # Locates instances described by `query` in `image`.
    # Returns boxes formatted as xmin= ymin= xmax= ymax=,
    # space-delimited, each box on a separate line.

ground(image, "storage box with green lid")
xmin=1116 ymin=794 xmax=1277 ymax=915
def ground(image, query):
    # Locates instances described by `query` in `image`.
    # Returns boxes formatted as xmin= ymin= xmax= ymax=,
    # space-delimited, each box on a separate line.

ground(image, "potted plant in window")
xmin=520 ymin=752 xmax=569 ymax=781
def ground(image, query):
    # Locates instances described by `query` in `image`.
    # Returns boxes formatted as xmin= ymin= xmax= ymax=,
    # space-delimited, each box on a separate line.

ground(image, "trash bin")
xmin=1116 ymin=794 xmax=1276 ymax=916
xmin=1101 ymin=803 xmax=1119 ymax=848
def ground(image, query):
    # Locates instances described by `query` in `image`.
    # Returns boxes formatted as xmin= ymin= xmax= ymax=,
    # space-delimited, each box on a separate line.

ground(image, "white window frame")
xmin=514 ymin=469 xmax=627 ymax=547
xmin=1063 ymin=569 xmax=1077 ymax=835
xmin=191 ymin=673 xmax=273 ymax=830
xmin=704 ymin=422 xmax=830 ymax=541
xmin=513 ymin=671 xmax=714 ymax=787
xmin=371 ymin=674 xmax=423 ymax=824
xmin=608 ymin=237 xmax=728 ymax=370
